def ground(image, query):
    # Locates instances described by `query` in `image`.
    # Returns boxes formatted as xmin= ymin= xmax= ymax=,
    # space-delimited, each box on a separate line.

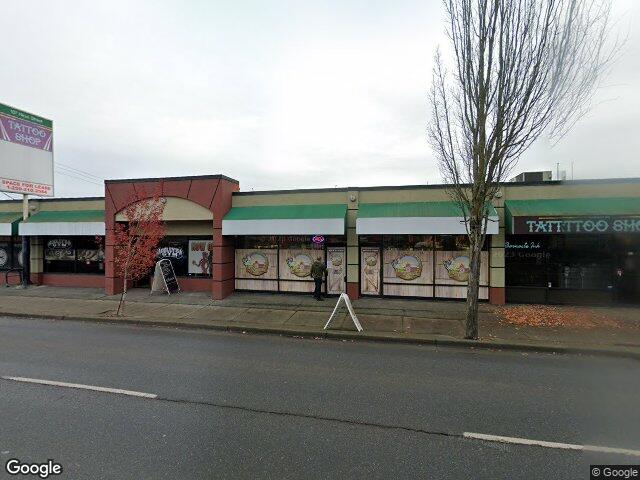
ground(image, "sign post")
xmin=21 ymin=195 xmax=29 ymax=287
xmin=324 ymin=293 xmax=363 ymax=332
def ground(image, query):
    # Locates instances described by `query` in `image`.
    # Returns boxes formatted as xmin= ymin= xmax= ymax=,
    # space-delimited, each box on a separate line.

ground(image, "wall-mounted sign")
xmin=513 ymin=216 xmax=640 ymax=234
xmin=47 ymin=238 xmax=72 ymax=249
xmin=157 ymin=246 xmax=184 ymax=259
xmin=312 ymin=235 xmax=325 ymax=244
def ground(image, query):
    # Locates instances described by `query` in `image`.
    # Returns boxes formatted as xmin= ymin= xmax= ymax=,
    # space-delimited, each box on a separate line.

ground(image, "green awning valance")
xmin=0 ymin=212 xmax=22 ymax=236
xmin=505 ymin=198 xmax=640 ymax=234
xmin=357 ymin=201 xmax=499 ymax=235
xmin=19 ymin=210 xmax=105 ymax=236
xmin=222 ymin=204 xmax=347 ymax=235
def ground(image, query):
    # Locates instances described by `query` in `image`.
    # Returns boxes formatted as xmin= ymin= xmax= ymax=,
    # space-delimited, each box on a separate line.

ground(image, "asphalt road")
xmin=0 ymin=317 xmax=638 ymax=479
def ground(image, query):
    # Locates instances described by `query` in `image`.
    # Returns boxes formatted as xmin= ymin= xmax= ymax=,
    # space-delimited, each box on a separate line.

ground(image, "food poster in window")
xmin=279 ymin=248 xmax=324 ymax=281
xmin=360 ymin=247 xmax=381 ymax=295
xmin=157 ymin=242 xmax=187 ymax=275
xmin=435 ymin=251 xmax=488 ymax=285
xmin=382 ymin=248 xmax=434 ymax=297
xmin=188 ymin=240 xmax=213 ymax=275
xmin=383 ymin=249 xmax=433 ymax=284
xmin=45 ymin=238 xmax=75 ymax=261
xmin=279 ymin=248 xmax=325 ymax=292
xmin=235 ymin=248 xmax=278 ymax=291
xmin=327 ymin=247 xmax=345 ymax=294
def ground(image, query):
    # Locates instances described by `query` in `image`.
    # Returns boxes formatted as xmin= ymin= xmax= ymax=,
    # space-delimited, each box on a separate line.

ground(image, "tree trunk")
xmin=465 ymin=230 xmax=483 ymax=340
xmin=116 ymin=264 xmax=128 ymax=316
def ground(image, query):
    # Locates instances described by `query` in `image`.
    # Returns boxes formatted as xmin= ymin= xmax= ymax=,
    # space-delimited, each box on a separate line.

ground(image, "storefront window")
xmin=44 ymin=237 xmax=104 ymax=274
xmin=383 ymin=235 xmax=434 ymax=250
xmin=234 ymin=235 xmax=345 ymax=293
xmin=505 ymin=234 xmax=614 ymax=289
xmin=156 ymin=236 xmax=213 ymax=277
xmin=361 ymin=234 xmax=489 ymax=299
xmin=236 ymin=236 xmax=279 ymax=249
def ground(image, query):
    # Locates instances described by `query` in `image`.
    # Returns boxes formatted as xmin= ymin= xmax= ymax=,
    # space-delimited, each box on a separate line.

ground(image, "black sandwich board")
xmin=155 ymin=259 xmax=180 ymax=295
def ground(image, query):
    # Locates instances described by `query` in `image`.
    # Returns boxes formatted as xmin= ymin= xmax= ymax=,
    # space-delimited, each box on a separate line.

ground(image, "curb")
xmin=3 ymin=311 xmax=639 ymax=360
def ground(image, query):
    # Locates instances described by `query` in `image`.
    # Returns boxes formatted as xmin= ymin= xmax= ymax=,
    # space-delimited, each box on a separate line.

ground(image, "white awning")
xmin=20 ymin=222 xmax=105 ymax=236
xmin=356 ymin=216 xmax=499 ymax=235
xmin=19 ymin=210 xmax=105 ymax=236
xmin=222 ymin=204 xmax=347 ymax=235
xmin=356 ymin=202 xmax=500 ymax=235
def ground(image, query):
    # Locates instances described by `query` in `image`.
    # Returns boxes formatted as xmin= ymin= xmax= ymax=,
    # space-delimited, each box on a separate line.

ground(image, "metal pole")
xmin=21 ymin=194 xmax=30 ymax=287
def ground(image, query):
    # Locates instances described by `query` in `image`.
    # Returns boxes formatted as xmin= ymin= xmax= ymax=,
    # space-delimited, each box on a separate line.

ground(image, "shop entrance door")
xmin=360 ymin=247 xmax=381 ymax=295
xmin=616 ymin=253 xmax=639 ymax=303
xmin=326 ymin=247 xmax=346 ymax=294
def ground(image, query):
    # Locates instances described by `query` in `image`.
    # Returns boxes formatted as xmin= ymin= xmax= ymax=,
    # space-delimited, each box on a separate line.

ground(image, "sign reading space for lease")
xmin=0 ymin=102 xmax=54 ymax=196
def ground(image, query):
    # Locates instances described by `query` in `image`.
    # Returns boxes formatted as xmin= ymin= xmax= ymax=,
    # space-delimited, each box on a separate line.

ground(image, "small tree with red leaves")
xmin=113 ymin=188 xmax=166 ymax=315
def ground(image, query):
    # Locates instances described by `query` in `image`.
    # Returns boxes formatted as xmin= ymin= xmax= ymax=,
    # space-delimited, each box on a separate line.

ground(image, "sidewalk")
xmin=1 ymin=285 xmax=639 ymax=358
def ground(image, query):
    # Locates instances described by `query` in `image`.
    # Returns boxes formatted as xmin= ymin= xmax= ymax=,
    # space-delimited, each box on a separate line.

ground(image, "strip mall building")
xmin=0 ymin=173 xmax=638 ymax=305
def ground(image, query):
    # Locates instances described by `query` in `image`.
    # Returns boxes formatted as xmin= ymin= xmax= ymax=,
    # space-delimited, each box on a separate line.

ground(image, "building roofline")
xmin=233 ymin=177 xmax=640 ymax=196
xmin=106 ymin=174 xmax=239 ymax=184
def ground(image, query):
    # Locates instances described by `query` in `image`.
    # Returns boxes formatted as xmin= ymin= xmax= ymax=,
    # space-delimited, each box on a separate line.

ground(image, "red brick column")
xmin=489 ymin=287 xmax=506 ymax=305
xmin=211 ymin=179 xmax=239 ymax=300
xmin=347 ymin=282 xmax=360 ymax=300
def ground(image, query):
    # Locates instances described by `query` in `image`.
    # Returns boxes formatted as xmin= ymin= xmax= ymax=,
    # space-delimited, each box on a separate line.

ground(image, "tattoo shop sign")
xmin=513 ymin=216 xmax=640 ymax=234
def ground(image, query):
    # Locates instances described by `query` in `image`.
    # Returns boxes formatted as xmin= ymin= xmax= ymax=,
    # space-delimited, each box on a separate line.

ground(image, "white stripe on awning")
xmin=222 ymin=218 xmax=344 ymax=235
xmin=356 ymin=216 xmax=499 ymax=235
xmin=0 ymin=223 xmax=14 ymax=236
xmin=19 ymin=222 xmax=105 ymax=236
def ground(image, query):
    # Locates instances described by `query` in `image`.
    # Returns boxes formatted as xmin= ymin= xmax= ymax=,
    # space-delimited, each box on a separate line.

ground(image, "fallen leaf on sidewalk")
xmin=496 ymin=305 xmax=628 ymax=329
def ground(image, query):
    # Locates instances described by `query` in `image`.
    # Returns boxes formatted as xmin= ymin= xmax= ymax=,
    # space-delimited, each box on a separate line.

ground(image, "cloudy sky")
xmin=1 ymin=0 xmax=639 ymax=198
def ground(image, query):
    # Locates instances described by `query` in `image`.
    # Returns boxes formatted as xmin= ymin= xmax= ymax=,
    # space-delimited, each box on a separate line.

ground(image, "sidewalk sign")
xmin=324 ymin=293 xmax=363 ymax=332
xmin=151 ymin=259 xmax=180 ymax=295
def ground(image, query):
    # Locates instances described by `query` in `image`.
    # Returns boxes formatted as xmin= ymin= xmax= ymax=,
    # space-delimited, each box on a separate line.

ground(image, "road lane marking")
xmin=1 ymin=376 xmax=157 ymax=399
xmin=2 ymin=376 xmax=638 ymax=457
xmin=463 ymin=432 xmax=640 ymax=457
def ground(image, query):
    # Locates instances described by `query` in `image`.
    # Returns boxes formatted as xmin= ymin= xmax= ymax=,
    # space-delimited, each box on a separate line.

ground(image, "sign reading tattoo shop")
xmin=513 ymin=216 xmax=640 ymax=234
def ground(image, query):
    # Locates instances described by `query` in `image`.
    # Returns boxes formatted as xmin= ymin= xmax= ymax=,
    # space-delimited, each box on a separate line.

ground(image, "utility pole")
xmin=21 ymin=194 xmax=30 ymax=288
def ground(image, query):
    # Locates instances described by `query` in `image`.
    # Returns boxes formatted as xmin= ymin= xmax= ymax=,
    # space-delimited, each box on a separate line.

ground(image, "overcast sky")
xmin=2 ymin=0 xmax=639 ymax=198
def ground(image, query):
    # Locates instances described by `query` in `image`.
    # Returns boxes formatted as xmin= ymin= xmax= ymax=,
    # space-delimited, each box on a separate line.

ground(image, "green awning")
xmin=20 ymin=210 xmax=105 ymax=236
xmin=505 ymin=198 xmax=640 ymax=234
xmin=222 ymin=204 xmax=347 ymax=235
xmin=0 ymin=212 xmax=22 ymax=236
xmin=357 ymin=201 xmax=499 ymax=235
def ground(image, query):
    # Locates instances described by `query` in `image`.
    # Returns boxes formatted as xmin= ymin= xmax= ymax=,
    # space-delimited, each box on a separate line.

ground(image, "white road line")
xmin=464 ymin=432 xmax=640 ymax=457
xmin=1 ymin=376 xmax=157 ymax=399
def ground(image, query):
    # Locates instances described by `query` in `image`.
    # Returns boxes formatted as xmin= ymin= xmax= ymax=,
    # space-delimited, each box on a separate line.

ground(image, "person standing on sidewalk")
xmin=311 ymin=257 xmax=327 ymax=301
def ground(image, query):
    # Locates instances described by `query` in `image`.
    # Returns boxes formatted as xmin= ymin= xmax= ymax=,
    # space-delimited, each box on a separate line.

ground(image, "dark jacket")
xmin=311 ymin=261 xmax=327 ymax=280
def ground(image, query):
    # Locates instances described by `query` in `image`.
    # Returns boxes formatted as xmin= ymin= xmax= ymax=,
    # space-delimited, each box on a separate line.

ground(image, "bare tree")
xmin=428 ymin=0 xmax=619 ymax=339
